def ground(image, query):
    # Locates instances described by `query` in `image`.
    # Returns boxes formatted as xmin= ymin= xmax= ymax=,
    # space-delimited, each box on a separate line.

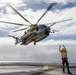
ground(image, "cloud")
xmin=0 ymin=37 xmax=76 ymax=63
xmin=0 ymin=1 xmax=76 ymax=30
xmin=19 ymin=0 xmax=76 ymax=4
xmin=0 ymin=0 xmax=76 ymax=63
xmin=0 ymin=0 xmax=23 ymax=4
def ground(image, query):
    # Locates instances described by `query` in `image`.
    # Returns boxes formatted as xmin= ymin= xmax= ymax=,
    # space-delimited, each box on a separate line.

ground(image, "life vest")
xmin=59 ymin=48 xmax=68 ymax=59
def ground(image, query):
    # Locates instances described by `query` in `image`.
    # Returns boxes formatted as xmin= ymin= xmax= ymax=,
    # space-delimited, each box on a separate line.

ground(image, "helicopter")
xmin=0 ymin=3 xmax=72 ymax=45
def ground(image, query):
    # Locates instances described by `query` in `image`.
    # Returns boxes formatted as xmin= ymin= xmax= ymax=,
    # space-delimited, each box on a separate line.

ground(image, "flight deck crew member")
xmin=59 ymin=45 xmax=72 ymax=74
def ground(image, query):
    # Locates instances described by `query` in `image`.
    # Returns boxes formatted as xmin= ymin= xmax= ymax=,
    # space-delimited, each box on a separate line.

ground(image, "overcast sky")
xmin=0 ymin=0 xmax=76 ymax=63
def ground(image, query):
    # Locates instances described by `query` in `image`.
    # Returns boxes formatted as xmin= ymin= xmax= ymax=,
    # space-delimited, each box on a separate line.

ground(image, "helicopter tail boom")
xmin=8 ymin=35 xmax=20 ymax=44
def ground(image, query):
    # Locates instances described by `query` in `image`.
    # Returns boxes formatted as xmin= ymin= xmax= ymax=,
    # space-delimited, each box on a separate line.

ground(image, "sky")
xmin=0 ymin=0 xmax=76 ymax=63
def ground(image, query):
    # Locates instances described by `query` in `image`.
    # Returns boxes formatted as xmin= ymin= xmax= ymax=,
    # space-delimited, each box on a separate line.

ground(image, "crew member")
xmin=59 ymin=45 xmax=72 ymax=74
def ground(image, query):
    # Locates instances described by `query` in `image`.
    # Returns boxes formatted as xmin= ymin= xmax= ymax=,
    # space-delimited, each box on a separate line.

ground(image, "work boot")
xmin=68 ymin=72 xmax=72 ymax=74
xmin=63 ymin=71 xmax=65 ymax=73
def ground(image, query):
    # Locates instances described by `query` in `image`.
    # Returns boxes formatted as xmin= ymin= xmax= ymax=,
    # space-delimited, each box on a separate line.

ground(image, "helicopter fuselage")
xmin=20 ymin=25 xmax=50 ymax=45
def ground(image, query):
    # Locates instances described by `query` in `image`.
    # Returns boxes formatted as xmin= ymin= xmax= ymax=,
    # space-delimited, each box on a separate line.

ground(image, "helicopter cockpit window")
xmin=40 ymin=25 xmax=46 ymax=28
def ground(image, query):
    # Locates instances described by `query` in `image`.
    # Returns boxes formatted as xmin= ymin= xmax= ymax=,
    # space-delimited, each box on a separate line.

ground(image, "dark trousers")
xmin=62 ymin=58 xmax=70 ymax=73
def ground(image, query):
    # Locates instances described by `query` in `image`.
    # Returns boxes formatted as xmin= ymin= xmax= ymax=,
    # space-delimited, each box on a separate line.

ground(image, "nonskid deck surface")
xmin=0 ymin=64 xmax=76 ymax=75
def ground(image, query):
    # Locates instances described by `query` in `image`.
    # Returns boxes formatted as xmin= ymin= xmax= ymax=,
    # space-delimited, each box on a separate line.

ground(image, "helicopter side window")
xmin=40 ymin=25 xmax=45 ymax=28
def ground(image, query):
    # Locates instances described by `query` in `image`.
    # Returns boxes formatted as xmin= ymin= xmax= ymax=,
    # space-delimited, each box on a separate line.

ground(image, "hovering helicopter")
xmin=0 ymin=3 xmax=72 ymax=45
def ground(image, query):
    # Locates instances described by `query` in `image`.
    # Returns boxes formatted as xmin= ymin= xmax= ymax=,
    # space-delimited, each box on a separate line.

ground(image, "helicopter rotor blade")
xmin=36 ymin=3 xmax=56 ymax=24
xmin=0 ymin=21 xmax=30 ymax=26
xmin=8 ymin=4 xmax=32 ymax=25
xmin=49 ymin=18 xmax=73 ymax=27
xmin=13 ymin=27 xmax=28 ymax=32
